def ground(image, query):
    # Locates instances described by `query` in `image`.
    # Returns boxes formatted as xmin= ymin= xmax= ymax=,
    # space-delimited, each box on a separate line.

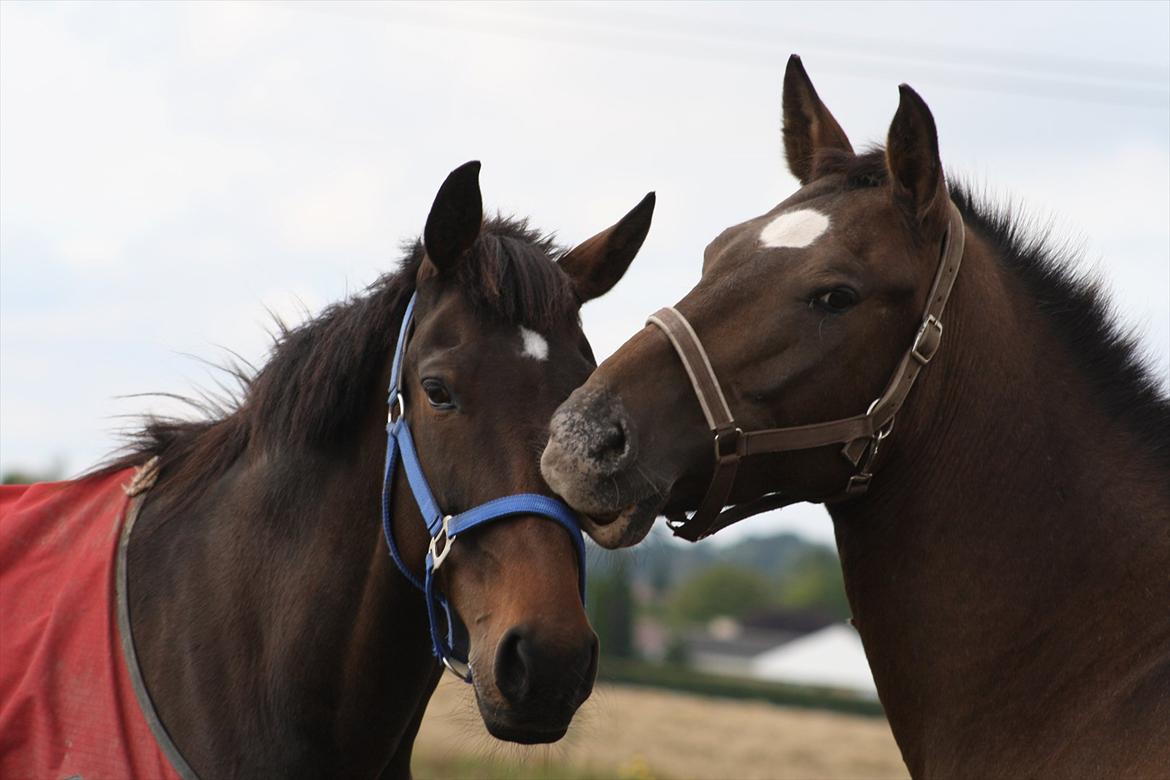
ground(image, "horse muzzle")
xmin=541 ymin=387 xmax=664 ymax=548
xmin=474 ymin=625 xmax=599 ymax=743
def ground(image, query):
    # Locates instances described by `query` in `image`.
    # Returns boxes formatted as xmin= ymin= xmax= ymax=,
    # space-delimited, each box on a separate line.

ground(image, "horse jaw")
xmin=580 ymin=498 xmax=659 ymax=549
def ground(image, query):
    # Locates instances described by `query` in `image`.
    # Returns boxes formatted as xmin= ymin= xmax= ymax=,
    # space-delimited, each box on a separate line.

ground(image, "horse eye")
xmin=421 ymin=378 xmax=455 ymax=409
xmin=812 ymin=287 xmax=858 ymax=314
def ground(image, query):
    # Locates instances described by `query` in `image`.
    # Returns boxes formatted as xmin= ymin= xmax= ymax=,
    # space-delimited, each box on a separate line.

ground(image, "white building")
xmin=751 ymin=623 xmax=878 ymax=699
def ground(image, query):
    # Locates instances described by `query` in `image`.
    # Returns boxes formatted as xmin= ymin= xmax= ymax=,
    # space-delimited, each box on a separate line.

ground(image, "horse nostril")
xmin=494 ymin=627 xmax=598 ymax=711
xmin=494 ymin=627 xmax=533 ymax=704
xmin=589 ymin=414 xmax=631 ymax=467
xmin=598 ymin=421 xmax=626 ymax=456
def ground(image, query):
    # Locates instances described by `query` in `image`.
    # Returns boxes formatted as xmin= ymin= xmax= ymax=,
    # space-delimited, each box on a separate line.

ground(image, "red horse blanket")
xmin=0 ymin=469 xmax=181 ymax=780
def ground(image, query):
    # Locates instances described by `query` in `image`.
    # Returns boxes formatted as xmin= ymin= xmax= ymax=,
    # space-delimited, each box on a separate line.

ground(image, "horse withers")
xmin=0 ymin=161 xmax=655 ymax=778
xmin=542 ymin=56 xmax=1170 ymax=777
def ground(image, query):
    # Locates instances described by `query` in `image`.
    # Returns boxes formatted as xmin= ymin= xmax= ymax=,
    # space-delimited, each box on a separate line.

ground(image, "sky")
xmin=2 ymin=1 xmax=1167 ymax=547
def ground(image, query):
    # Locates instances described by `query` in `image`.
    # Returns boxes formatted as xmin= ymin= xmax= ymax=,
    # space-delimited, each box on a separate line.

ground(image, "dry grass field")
xmin=414 ymin=678 xmax=909 ymax=780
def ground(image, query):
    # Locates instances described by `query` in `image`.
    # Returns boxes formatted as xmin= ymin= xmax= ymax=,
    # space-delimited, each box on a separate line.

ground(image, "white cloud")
xmin=275 ymin=164 xmax=395 ymax=253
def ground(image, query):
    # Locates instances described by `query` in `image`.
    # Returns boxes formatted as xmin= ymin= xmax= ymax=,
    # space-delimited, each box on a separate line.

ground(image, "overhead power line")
xmin=288 ymin=2 xmax=1170 ymax=111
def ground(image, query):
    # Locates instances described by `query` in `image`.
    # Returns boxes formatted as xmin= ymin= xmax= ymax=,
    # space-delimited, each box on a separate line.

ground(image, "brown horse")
xmin=542 ymin=58 xmax=1170 ymax=777
xmin=40 ymin=162 xmax=652 ymax=778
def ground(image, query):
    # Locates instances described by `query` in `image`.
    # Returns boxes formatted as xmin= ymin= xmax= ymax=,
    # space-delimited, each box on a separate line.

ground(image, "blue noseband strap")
xmin=380 ymin=292 xmax=587 ymax=681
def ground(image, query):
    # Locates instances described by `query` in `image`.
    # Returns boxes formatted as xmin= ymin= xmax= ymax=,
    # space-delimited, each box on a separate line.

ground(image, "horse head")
xmin=394 ymin=161 xmax=654 ymax=740
xmin=542 ymin=56 xmax=957 ymax=548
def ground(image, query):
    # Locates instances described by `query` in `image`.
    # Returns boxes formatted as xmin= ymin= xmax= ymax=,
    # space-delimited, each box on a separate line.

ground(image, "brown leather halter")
xmin=647 ymin=201 xmax=966 ymax=541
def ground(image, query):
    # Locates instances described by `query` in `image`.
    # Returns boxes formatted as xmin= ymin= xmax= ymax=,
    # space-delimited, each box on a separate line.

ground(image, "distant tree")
xmin=669 ymin=564 xmax=775 ymax=624
xmin=649 ymin=554 xmax=672 ymax=598
xmin=2 ymin=464 xmax=64 ymax=485
xmin=587 ymin=555 xmax=635 ymax=658
xmin=776 ymin=548 xmax=851 ymax=620
xmin=663 ymin=632 xmax=689 ymax=666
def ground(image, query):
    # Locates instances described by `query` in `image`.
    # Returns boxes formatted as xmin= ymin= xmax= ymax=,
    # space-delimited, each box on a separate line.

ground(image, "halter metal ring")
xmin=429 ymin=515 xmax=456 ymax=571
xmin=863 ymin=398 xmax=896 ymax=441
xmin=441 ymin=654 xmax=473 ymax=682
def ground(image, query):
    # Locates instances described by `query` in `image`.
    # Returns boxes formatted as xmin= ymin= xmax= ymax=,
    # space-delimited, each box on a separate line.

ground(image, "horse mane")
xmin=819 ymin=148 xmax=1170 ymax=463
xmin=99 ymin=216 xmax=576 ymax=492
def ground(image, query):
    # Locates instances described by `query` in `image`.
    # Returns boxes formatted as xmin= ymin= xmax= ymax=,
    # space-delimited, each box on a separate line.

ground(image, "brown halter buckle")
xmin=911 ymin=315 xmax=943 ymax=365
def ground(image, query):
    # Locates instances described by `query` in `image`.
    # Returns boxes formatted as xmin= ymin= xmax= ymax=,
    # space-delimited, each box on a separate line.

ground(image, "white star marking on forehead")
xmin=519 ymin=327 xmax=549 ymax=361
xmin=758 ymin=208 xmax=830 ymax=249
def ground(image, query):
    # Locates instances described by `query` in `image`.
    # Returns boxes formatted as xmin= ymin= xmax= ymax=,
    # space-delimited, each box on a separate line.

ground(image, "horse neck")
xmin=129 ymin=334 xmax=440 ymax=776
xmin=829 ymin=230 xmax=1170 ymax=774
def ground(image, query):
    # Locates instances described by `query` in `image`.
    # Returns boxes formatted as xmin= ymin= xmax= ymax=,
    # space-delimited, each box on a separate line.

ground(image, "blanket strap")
xmin=117 ymin=457 xmax=200 ymax=780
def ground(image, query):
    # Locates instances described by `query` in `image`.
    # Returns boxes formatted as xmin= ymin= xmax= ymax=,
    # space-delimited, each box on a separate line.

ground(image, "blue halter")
xmin=381 ymin=292 xmax=587 ymax=681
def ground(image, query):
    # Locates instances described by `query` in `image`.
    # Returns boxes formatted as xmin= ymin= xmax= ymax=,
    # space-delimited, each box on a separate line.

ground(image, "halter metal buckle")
xmin=911 ymin=315 xmax=943 ymax=365
xmin=388 ymin=393 xmax=406 ymax=424
xmin=429 ymin=515 xmax=456 ymax=571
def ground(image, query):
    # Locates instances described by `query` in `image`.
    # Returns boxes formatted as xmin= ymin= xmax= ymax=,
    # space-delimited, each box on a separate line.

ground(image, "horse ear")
xmin=560 ymin=192 xmax=655 ymax=303
xmin=782 ymin=54 xmax=853 ymax=184
xmin=885 ymin=85 xmax=946 ymax=224
xmin=424 ymin=161 xmax=483 ymax=273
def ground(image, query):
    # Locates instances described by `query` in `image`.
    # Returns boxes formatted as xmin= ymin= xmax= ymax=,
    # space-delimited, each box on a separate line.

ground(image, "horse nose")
xmin=549 ymin=389 xmax=636 ymax=477
xmin=494 ymin=626 xmax=599 ymax=709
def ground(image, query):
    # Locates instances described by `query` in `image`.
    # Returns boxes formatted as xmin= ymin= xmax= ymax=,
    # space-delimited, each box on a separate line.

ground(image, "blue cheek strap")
xmin=380 ymin=292 xmax=587 ymax=682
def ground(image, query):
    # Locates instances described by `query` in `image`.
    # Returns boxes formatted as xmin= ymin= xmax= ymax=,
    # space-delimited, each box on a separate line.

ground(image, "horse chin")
xmin=581 ymin=495 xmax=661 ymax=549
xmin=482 ymin=719 xmax=570 ymax=745
xmin=475 ymin=690 xmax=576 ymax=744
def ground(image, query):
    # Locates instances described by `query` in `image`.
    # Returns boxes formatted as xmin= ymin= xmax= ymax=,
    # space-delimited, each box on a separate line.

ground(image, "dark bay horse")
xmin=5 ymin=162 xmax=654 ymax=778
xmin=542 ymin=57 xmax=1170 ymax=777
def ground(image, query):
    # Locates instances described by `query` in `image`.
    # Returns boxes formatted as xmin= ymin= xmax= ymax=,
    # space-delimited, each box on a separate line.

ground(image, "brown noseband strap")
xmin=646 ymin=306 xmax=747 ymax=540
xmin=648 ymin=201 xmax=966 ymax=541
xmin=646 ymin=307 xmax=736 ymax=433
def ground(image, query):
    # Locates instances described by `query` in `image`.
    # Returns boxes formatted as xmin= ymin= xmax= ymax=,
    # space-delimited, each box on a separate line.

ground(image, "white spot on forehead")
xmin=758 ymin=208 xmax=830 ymax=249
xmin=519 ymin=327 xmax=549 ymax=361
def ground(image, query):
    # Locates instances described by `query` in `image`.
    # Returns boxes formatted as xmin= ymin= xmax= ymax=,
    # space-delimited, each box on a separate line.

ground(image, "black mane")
xmin=950 ymin=185 xmax=1170 ymax=462
xmin=103 ymin=216 xmax=577 ymax=484
xmin=821 ymin=148 xmax=1170 ymax=461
